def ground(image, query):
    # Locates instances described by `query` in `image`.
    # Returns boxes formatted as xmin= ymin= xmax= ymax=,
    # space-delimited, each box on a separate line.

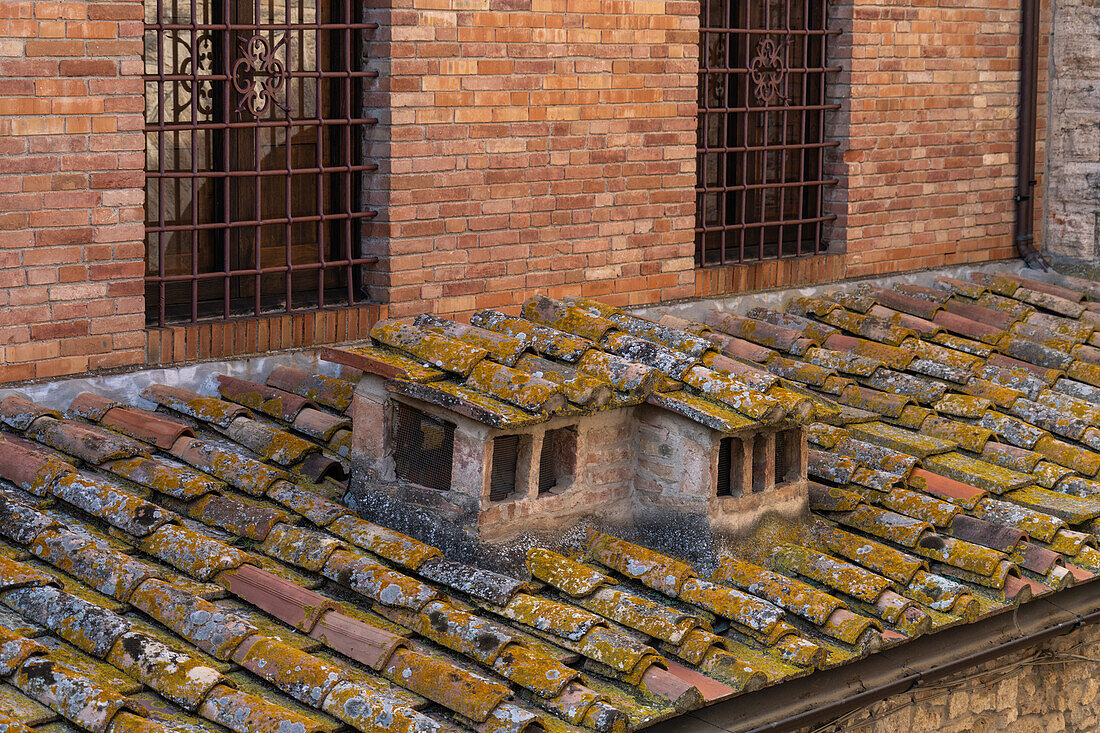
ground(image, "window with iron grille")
xmin=489 ymin=435 xmax=522 ymax=503
xmin=696 ymin=0 xmax=840 ymax=267
xmin=716 ymin=436 xmax=744 ymax=498
xmin=391 ymin=403 xmax=454 ymax=492
xmin=538 ymin=428 xmax=577 ymax=495
xmin=143 ymin=0 xmax=378 ymax=325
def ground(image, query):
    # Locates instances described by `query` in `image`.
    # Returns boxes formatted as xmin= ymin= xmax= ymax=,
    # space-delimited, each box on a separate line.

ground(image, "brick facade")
xmin=0 ymin=0 xmax=1070 ymax=384
xmin=0 ymin=0 xmax=147 ymax=383
xmin=362 ymin=0 xmax=700 ymax=318
xmin=823 ymin=0 xmax=1050 ymax=278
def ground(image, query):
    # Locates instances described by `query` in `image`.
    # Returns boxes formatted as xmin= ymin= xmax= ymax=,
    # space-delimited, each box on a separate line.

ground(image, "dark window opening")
xmin=143 ymin=0 xmax=378 ymax=325
xmin=775 ymin=429 xmax=800 ymax=484
xmin=392 ymin=403 xmax=454 ymax=491
xmin=752 ymin=433 xmax=770 ymax=493
xmin=696 ymin=0 xmax=840 ymax=267
xmin=490 ymin=435 xmax=521 ymax=502
xmin=717 ymin=436 xmax=744 ymax=497
xmin=538 ymin=428 xmax=577 ymax=495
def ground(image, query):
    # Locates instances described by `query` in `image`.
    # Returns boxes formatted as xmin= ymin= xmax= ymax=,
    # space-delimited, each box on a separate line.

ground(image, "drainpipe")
xmin=1015 ymin=0 xmax=1049 ymax=270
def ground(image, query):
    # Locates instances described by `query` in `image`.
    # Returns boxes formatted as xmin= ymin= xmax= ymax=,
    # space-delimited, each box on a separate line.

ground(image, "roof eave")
xmin=645 ymin=579 xmax=1100 ymax=733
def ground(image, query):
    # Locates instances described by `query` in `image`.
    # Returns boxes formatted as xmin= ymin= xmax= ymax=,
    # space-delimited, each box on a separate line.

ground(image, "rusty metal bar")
xmin=695 ymin=0 xmax=838 ymax=267
xmin=143 ymin=0 xmax=376 ymax=325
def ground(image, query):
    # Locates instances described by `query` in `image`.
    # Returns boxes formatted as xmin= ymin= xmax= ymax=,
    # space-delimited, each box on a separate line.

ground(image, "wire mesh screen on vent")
xmin=392 ymin=403 xmax=454 ymax=491
xmin=490 ymin=434 xmax=521 ymax=502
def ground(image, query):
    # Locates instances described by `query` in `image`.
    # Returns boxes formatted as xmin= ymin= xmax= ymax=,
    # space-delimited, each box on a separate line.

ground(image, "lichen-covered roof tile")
xmin=521 ymin=296 xmax=619 ymax=343
xmin=414 ymin=313 xmax=529 ymax=367
xmin=645 ymin=391 xmax=757 ymax=433
xmin=921 ymin=452 xmax=1035 ymax=495
xmin=370 ymin=321 xmax=489 ymax=377
xmin=714 ymin=558 xmax=844 ymax=627
xmin=167 ymin=437 xmax=289 ymax=496
xmin=266 ymin=365 xmax=357 ymax=412
xmin=465 ymin=359 xmax=568 ymax=413
xmin=137 ymin=524 xmax=253 ymax=582
xmin=815 ymin=524 xmax=926 ymax=585
xmin=471 ymin=310 xmax=594 ymax=363
xmin=326 ymin=515 xmax=440 ymax=571
xmin=587 ymin=533 xmax=696 ymax=597
xmin=972 ymin=497 xmax=1065 ymax=543
xmin=846 ymin=421 xmax=956 ymax=458
xmin=386 ymin=378 xmax=544 ymax=429
xmin=140 ymin=385 xmax=252 ymax=429
xmin=602 ymin=311 xmax=714 ymax=357
xmin=1004 ymin=486 xmax=1100 ymax=524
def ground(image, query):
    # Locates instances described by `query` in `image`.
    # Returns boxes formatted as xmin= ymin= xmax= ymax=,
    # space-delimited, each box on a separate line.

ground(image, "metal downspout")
xmin=1015 ymin=0 xmax=1050 ymax=270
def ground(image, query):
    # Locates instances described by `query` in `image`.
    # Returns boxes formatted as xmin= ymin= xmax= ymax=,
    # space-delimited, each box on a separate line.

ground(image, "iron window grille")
xmin=143 ymin=0 xmax=378 ymax=326
xmin=696 ymin=0 xmax=841 ymax=266
xmin=392 ymin=403 xmax=454 ymax=492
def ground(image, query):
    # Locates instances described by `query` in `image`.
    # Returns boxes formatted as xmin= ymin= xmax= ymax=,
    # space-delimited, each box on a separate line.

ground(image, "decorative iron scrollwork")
xmin=232 ymin=34 xmax=288 ymax=116
xmin=172 ymin=32 xmax=215 ymax=117
xmin=749 ymin=37 xmax=788 ymax=105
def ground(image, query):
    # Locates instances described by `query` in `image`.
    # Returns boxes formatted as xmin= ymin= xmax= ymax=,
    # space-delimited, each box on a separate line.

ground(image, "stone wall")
xmin=806 ymin=620 xmax=1100 ymax=732
xmin=0 ymin=0 xmax=147 ymax=383
xmin=1044 ymin=0 xmax=1100 ymax=264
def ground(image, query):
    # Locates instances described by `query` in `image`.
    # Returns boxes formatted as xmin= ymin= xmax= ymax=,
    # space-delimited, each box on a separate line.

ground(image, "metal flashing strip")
xmin=647 ymin=581 xmax=1100 ymax=732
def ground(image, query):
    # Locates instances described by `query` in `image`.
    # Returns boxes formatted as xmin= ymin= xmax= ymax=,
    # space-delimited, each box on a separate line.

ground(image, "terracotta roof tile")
xmin=3 ymin=270 xmax=1100 ymax=731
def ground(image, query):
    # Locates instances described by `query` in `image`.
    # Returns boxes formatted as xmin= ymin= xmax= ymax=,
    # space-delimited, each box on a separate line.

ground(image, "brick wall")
xmin=0 ymin=0 xmax=1066 ymax=385
xmin=362 ymin=0 xmax=700 ymax=318
xmin=0 ymin=0 xmax=146 ymax=383
xmin=823 ymin=0 xmax=1051 ymax=278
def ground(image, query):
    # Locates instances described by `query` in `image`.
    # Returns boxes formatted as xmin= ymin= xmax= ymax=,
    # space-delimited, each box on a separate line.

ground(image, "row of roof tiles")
xmin=0 ymin=268 xmax=1098 ymax=732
